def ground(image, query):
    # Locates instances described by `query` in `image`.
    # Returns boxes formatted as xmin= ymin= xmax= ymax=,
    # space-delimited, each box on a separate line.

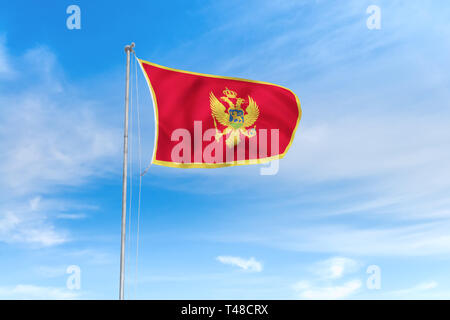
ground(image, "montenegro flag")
xmin=138 ymin=59 xmax=301 ymax=168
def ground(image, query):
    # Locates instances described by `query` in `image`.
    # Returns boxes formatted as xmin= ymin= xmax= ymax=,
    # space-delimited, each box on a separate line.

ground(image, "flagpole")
xmin=120 ymin=42 xmax=135 ymax=300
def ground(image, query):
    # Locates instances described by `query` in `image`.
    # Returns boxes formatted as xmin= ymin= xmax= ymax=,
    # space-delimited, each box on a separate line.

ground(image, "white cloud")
xmin=365 ymin=280 xmax=450 ymax=299
xmin=29 ymin=196 xmax=41 ymax=211
xmin=0 ymin=35 xmax=13 ymax=77
xmin=0 ymin=93 xmax=120 ymax=195
xmin=286 ymin=115 xmax=450 ymax=184
xmin=293 ymin=279 xmax=361 ymax=300
xmin=56 ymin=213 xmax=87 ymax=220
xmin=35 ymin=266 xmax=67 ymax=278
xmin=0 ymin=209 xmax=67 ymax=246
xmin=293 ymin=256 xmax=361 ymax=299
xmin=416 ymin=281 xmax=439 ymax=290
xmin=0 ymin=284 xmax=80 ymax=299
xmin=313 ymin=257 xmax=359 ymax=280
xmin=217 ymin=256 xmax=263 ymax=272
xmin=65 ymin=249 xmax=113 ymax=265
xmin=0 ymin=211 xmax=21 ymax=234
xmin=388 ymin=281 xmax=438 ymax=298
xmin=0 ymin=37 xmax=121 ymax=247
xmin=208 ymin=219 xmax=450 ymax=257
xmin=272 ymin=220 xmax=450 ymax=256
xmin=0 ymin=196 xmax=70 ymax=246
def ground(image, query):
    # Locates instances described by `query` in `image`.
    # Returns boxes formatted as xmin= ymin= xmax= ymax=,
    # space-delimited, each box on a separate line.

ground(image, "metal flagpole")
xmin=120 ymin=42 xmax=135 ymax=300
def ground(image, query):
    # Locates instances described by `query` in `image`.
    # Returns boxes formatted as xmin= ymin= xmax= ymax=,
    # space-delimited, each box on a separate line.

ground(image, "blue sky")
xmin=1 ymin=0 xmax=450 ymax=299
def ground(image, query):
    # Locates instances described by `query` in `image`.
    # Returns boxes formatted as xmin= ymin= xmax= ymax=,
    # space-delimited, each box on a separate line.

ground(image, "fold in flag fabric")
xmin=138 ymin=59 xmax=302 ymax=168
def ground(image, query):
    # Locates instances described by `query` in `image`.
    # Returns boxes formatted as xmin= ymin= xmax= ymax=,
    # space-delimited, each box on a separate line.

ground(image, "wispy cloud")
xmin=0 ymin=39 xmax=121 ymax=196
xmin=312 ymin=257 xmax=360 ymax=280
xmin=293 ymin=279 xmax=361 ymax=300
xmin=373 ymin=281 xmax=448 ymax=299
xmin=211 ymin=219 xmax=450 ymax=257
xmin=65 ymin=249 xmax=114 ymax=266
xmin=216 ymin=256 xmax=263 ymax=272
xmin=0 ymin=37 xmax=121 ymax=247
xmin=0 ymin=200 xmax=67 ymax=246
xmin=55 ymin=213 xmax=87 ymax=220
xmin=0 ymin=35 xmax=14 ymax=78
xmin=0 ymin=284 xmax=80 ymax=299
xmin=275 ymin=221 xmax=450 ymax=256
xmin=34 ymin=265 xmax=68 ymax=278
xmin=293 ymin=256 xmax=362 ymax=299
xmin=389 ymin=281 xmax=438 ymax=297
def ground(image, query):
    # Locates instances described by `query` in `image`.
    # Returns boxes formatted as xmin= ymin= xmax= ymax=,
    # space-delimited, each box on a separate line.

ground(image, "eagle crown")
xmin=220 ymin=88 xmax=246 ymax=110
xmin=223 ymin=87 xmax=237 ymax=99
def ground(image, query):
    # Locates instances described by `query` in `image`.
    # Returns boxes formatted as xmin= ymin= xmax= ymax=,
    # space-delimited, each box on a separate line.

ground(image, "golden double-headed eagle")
xmin=210 ymin=88 xmax=260 ymax=147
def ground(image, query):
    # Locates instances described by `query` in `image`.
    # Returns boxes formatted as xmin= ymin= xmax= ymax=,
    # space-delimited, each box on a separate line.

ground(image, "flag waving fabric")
xmin=138 ymin=59 xmax=301 ymax=168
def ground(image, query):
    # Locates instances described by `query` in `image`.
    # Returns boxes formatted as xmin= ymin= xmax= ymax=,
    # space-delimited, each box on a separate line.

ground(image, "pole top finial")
xmin=125 ymin=42 xmax=135 ymax=53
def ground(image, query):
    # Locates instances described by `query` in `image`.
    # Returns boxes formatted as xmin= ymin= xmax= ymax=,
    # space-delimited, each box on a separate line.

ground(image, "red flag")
xmin=138 ymin=59 xmax=301 ymax=168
